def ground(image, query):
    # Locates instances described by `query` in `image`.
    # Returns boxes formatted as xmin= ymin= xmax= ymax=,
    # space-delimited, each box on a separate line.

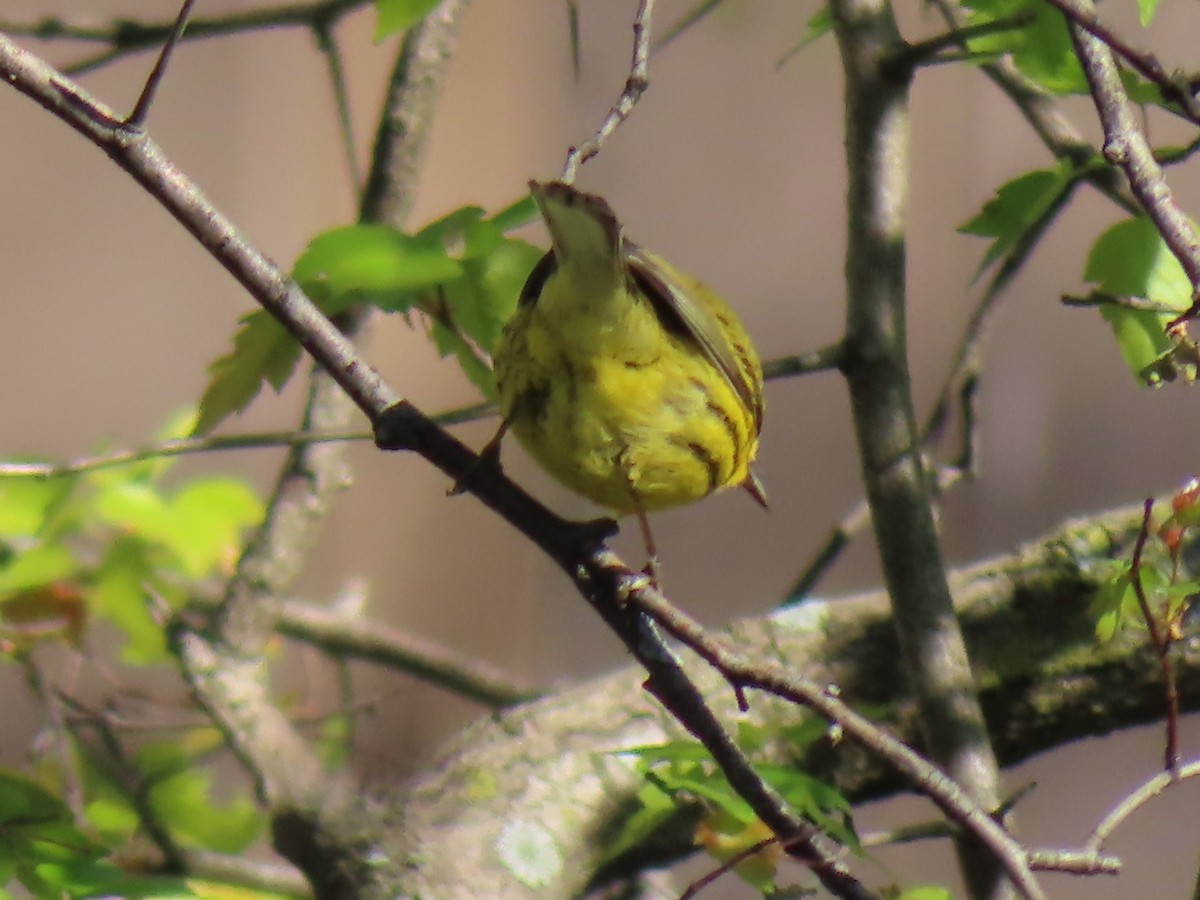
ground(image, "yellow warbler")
xmin=491 ymin=181 xmax=766 ymax=561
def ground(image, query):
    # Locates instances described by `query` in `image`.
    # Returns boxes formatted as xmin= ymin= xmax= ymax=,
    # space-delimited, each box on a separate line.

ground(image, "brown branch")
xmin=1 ymin=0 xmax=369 ymax=76
xmin=1041 ymin=0 xmax=1200 ymax=121
xmin=560 ymin=0 xmax=655 ymax=182
xmin=1067 ymin=6 xmax=1200 ymax=325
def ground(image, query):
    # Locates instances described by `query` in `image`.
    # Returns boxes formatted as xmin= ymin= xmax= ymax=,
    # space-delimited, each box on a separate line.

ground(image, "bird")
xmin=488 ymin=180 xmax=766 ymax=576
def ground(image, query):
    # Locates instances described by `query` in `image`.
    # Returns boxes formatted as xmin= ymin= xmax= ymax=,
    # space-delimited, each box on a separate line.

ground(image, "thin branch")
xmin=63 ymin=696 xmax=189 ymax=873
xmin=627 ymin=583 xmax=1046 ymax=900
xmin=560 ymin=0 xmax=655 ymax=182
xmin=0 ymin=401 xmax=491 ymax=479
xmin=1067 ymin=6 xmax=1200 ymax=325
xmin=892 ymin=14 xmax=1033 ymax=72
xmin=313 ymin=21 xmax=361 ymax=193
xmin=762 ymin=341 xmax=845 ymax=380
xmin=1 ymin=0 xmax=369 ymax=76
xmin=1040 ymin=0 xmax=1200 ymax=122
xmin=23 ymin=656 xmax=84 ymax=815
xmin=1061 ymin=291 xmax=1179 ymax=313
xmin=126 ymin=0 xmax=195 ymax=126
xmin=1085 ymin=757 xmax=1200 ymax=852
xmin=268 ymin=595 xmax=542 ymax=707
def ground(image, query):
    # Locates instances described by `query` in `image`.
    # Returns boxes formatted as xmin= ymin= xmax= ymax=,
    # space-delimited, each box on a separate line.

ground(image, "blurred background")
xmin=2 ymin=1 xmax=1200 ymax=896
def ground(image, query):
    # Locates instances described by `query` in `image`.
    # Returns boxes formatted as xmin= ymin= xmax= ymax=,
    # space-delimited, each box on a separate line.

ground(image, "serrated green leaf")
xmin=596 ymin=781 xmax=679 ymax=866
xmin=194 ymin=311 xmax=302 ymax=437
xmin=959 ymin=164 xmax=1074 ymax=275
xmin=374 ymin=0 xmax=440 ymax=40
xmin=963 ymin=1 xmax=1086 ymax=94
xmin=451 ymin=239 xmax=541 ymax=353
xmin=32 ymin=860 xmax=200 ymax=898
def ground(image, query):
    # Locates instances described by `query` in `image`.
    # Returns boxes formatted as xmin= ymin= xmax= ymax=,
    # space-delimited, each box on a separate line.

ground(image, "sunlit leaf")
xmin=374 ymin=0 xmax=440 ymax=40
xmin=294 ymin=224 xmax=462 ymax=310
xmin=1084 ymin=217 xmax=1193 ymax=383
xmin=962 ymin=0 xmax=1086 ymax=94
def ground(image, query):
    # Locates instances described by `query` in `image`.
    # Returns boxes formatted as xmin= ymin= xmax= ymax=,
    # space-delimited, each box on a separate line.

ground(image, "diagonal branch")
xmin=1066 ymin=3 xmax=1200 ymax=324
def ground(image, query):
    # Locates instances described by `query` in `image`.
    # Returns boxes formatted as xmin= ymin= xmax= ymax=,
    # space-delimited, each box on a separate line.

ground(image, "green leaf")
xmin=0 ymin=769 xmax=74 ymax=827
xmin=897 ymin=887 xmax=954 ymax=900
xmin=164 ymin=478 xmax=262 ymax=579
xmin=294 ymin=224 xmax=462 ymax=310
xmin=1085 ymin=217 xmax=1192 ymax=304
xmin=963 ymin=1 xmax=1087 ymax=94
xmin=149 ymin=769 xmax=261 ymax=854
xmin=776 ymin=6 xmax=834 ymax=68
xmin=31 ymin=860 xmax=200 ymax=898
xmin=959 ymin=163 xmax=1075 ymax=275
xmin=0 ymin=477 xmax=76 ymax=539
xmin=1138 ymin=0 xmax=1162 ymax=26
xmin=1084 ymin=217 xmax=1193 ymax=383
xmin=597 ymin=781 xmax=679 ymax=866
xmin=0 ymin=544 xmax=77 ymax=598
xmin=374 ymin=0 xmax=440 ymax=40
xmin=193 ymin=310 xmax=303 ymax=437
xmin=92 ymin=537 xmax=168 ymax=664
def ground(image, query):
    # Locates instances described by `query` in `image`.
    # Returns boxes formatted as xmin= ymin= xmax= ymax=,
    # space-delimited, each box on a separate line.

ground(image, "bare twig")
xmin=1 ymin=0 xmax=369 ymax=76
xmin=560 ymin=0 xmax=655 ymax=182
xmin=0 ymin=402 xmax=491 ymax=479
xmin=269 ymin=595 xmax=541 ymax=707
xmin=126 ymin=0 xmax=194 ymax=126
xmin=1085 ymin=757 xmax=1200 ymax=852
xmin=1128 ymin=498 xmax=1181 ymax=773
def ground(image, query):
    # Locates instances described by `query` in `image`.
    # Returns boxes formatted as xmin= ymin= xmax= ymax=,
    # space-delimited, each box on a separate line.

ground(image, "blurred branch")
xmin=831 ymin=2 xmax=1019 ymax=897
xmin=0 ymin=401 xmax=492 ymax=479
xmin=0 ymin=0 xmax=369 ymax=75
xmin=267 ymin=594 xmax=542 ymax=707
xmin=560 ymin=0 xmax=655 ymax=182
